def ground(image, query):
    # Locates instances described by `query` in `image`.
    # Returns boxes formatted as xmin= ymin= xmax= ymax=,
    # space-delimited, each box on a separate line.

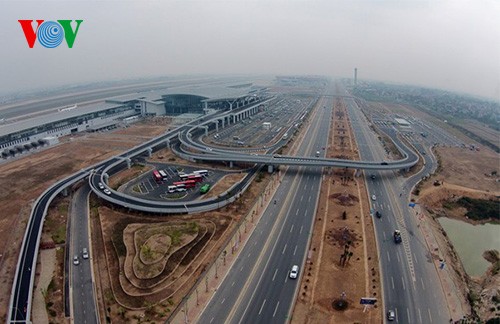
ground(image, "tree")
xmin=342 ymin=211 xmax=347 ymax=220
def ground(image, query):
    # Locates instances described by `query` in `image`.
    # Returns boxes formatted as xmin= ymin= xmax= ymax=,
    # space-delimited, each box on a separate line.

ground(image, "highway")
xmin=70 ymin=184 xmax=99 ymax=324
xmin=345 ymin=96 xmax=449 ymax=323
xmin=198 ymin=96 xmax=332 ymax=323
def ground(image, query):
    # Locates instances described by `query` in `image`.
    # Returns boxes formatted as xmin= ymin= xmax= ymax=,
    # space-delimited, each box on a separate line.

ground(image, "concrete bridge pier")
xmin=103 ymin=173 xmax=109 ymax=183
xmin=126 ymin=158 xmax=132 ymax=169
xmin=229 ymin=161 xmax=233 ymax=168
xmin=147 ymin=147 xmax=153 ymax=158
xmin=267 ymin=165 xmax=274 ymax=173
xmin=354 ymin=169 xmax=362 ymax=177
xmin=165 ymin=139 xmax=170 ymax=148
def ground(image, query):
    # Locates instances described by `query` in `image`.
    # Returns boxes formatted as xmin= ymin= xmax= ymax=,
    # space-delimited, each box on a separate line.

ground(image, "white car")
xmin=371 ymin=194 xmax=377 ymax=201
xmin=82 ymin=248 xmax=89 ymax=259
xmin=73 ymin=256 xmax=79 ymax=265
xmin=98 ymin=182 xmax=105 ymax=190
xmin=103 ymin=189 xmax=111 ymax=195
xmin=289 ymin=265 xmax=299 ymax=279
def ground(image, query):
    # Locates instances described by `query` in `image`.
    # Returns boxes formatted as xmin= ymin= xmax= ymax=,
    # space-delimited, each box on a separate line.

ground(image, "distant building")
xmin=394 ymin=118 xmax=410 ymax=127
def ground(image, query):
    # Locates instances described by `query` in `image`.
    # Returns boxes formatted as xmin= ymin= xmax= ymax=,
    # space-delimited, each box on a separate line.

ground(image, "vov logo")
xmin=18 ymin=20 xmax=83 ymax=48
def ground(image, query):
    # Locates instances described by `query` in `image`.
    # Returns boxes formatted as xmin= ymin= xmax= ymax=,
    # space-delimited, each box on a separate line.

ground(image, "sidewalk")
xmin=32 ymin=248 xmax=56 ymax=324
xmin=413 ymin=204 xmax=467 ymax=322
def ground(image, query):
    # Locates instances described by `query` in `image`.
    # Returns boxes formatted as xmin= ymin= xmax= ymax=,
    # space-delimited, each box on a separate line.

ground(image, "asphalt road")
xmin=345 ymin=96 xmax=450 ymax=323
xmin=70 ymin=184 xmax=99 ymax=324
xmin=198 ymin=96 xmax=332 ymax=323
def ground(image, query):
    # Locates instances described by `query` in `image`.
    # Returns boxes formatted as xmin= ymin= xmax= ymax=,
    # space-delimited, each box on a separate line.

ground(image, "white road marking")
xmin=387 ymin=251 xmax=391 ymax=262
xmin=247 ymin=252 xmax=251 ymax=258
xmin=210 ymin=317 xmax=215 ymax=323
xmin=397 ymin=253 xmax=401 ymax=264
xmin=414 ymin=252 xmax=418 ymax=264
xmin=308 ymin=196 xmax=311 ymax=202
xmin=421 ymin=278 xmax=425 ymax=290
xmin=380 ymin=204 xmax=384 ymax=210
xmin=282 ymin=244 xmax=287 ymax=254
xmin=383 ymin=231 xmax=387 ymax=240
xmin=232 ymin=281 xmax=235 ymax=287
xmin=258 ymin=299 xmax=267 ymax=315
xmin=402 ymin=277 xmax=406 ymax=290
xmin=295 ymin=209 xmax=299 ymax=216
xmin=300 ymin=226 xmax=303 ymax=234
xmin=290 ymin=225 xmax=294 ymax=233
xmin=240 ymin=266 xmax=243 ymax=272
xmin=293 ymin=245 xmax=298 ymax=255
xmin=387 ymin=205 xmax=391 ymax=211
xmin=273 ymin=301 xmax=280 ymax=317
xmin=391 ymin=276 xmax=395 ymax=290
xmin=418 ymin=308 xmax=422 ymax=323
xmin=407 ymin=308 xmax=411 ymax=323
xmin=300 ymin=195 xmax=303 ymax=202
xmin=272 ymin=268 xmax=278 ymax=281
xmin=221 ymin=298 xmax=225 ymax=304
xmin=428 ymin=308 xmax=433 ymax=323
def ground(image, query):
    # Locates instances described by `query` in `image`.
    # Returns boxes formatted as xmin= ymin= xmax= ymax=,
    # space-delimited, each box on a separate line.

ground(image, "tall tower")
xmin=354 ymin=68 xmax=358 ymax=86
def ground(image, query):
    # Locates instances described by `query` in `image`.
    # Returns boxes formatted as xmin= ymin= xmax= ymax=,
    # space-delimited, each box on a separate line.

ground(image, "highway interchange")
xmin=7 ymin=79 xmax=458 ymax=324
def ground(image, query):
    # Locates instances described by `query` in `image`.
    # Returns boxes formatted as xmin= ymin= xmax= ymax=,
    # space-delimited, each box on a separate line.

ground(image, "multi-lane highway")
xmin=198 ymin=96 xmax=332 ymax=323
xmin=345 ymin=96 xmax=449 ymax=323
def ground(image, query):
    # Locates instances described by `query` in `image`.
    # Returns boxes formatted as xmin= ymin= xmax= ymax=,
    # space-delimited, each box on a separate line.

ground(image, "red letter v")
xmin=18 ymin=20 xmax=44 ymax=48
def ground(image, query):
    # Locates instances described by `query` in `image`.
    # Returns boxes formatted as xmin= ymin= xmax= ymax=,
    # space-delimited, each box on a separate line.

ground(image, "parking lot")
xmin=123 ymin=163 xmax=229 ymax=201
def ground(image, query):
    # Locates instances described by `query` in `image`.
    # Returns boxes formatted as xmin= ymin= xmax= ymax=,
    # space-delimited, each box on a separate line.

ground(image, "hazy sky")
xmin=1 ymin=0 xmax=499 ymax=100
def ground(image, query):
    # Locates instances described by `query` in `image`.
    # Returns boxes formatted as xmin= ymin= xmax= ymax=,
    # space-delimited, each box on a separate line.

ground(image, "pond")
xmin=438 ymin=217 xmax=500 ymax=277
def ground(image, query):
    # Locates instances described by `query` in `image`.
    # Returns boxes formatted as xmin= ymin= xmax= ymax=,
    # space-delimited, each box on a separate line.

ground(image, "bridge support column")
xmin=126 ymin=158 xmax=132 ymax=169
xmin=267 ymin=165 xmax=274 ymax=173
xmin=214 ymin=121 xmax=219 ymax=132
xmin=354 ymin=169 xmax=362 ymax=177
xmin=229 ymin=161 xmax=233 ymax=168
xmin=165 ymin=139 xmax=170 ymax=148
xmin=62 ymin=187 xmax=69 ymax=197
xmin=147 ymin=147 xmax=152 ymax=158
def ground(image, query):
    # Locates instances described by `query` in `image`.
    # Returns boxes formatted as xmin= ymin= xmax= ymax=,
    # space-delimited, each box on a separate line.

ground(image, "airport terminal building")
xmin=0 ymin=83 xmax=267 ymax=158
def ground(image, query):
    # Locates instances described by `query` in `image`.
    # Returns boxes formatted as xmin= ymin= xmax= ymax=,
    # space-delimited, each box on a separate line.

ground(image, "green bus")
xmin=200 ymin=184 xmax=211 ymax=194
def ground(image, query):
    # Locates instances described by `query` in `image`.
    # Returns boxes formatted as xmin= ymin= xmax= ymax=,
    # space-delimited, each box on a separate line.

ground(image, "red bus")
xmin=152 ymin=170 xmax=162 ymax=182
xmin=173 ymin=180 xmax=197 ymax=188
xmin=187 ymin=174 xmax=203 ymax=182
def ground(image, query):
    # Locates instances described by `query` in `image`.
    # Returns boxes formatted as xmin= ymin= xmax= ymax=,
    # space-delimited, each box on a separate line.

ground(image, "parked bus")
xmin=173 ymin=180 xmax=197 ymax=188
xmin=179 ymin=172 xmax=195 ymax=180
xmin=193 ymin=170 xmax=209 ymax=176
xmin=200 ymin=184 xmax=211 ymax=194
xmin=152 ymin=170 xmax=162 ymax=182
xmin=159 ymin=170 xmax=168 ymax=180
xmin=187 ymin=174 xmax=203 ymax=182
xmin=167 ymin=185 xmax=177 ymax=193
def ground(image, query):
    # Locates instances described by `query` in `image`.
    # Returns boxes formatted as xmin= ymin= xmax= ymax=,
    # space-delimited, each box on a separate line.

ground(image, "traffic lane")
xmin=197 ymin=171 xmax=299 ymax=323
xmin=71 ymin=185 xmax=98 ymax=324
xmin=235 ymin=108 xmax=329 ymax=322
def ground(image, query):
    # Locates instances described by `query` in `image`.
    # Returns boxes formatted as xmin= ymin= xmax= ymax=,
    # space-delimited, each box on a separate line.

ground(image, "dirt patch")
xmin=201 ymin=173 xmax=246 ymax=199
xmin=109 ymin=164 xmax=152 ymax=190
xmin=416 ymin=146 xmax=500 ymax=321
xmin=292 ymin=97 xmax=382 ymax=323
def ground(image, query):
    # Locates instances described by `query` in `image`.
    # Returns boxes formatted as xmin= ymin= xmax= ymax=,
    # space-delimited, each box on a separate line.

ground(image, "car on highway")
xmin=289 ymin=265 xmax=299 ymax=279
xmin=98 ymin=182 xmax=105 ymax=190
xmin=381 ymin=161 xmax=388 ymax=165
xmin=370 ymin=174 xmax=376 ymax=179
xmin=393 ymin=230 xmax=402 ymax=244
xmin=176 ymin=188 xmax=187 ymax=192
xmin=387 ymin=309 xmax=395 ymax=321
xmin=103 ymin=188 xmax=111 ymax=195
xmin=371 ymin=194 xmax=376 ymax=201
xmin=73 ymin=256 xmax=79 ymax=265
xmin=375 ymin=211 xmax=381 ymax=218
xmin=82 ymin=248 xmax=89 ymax=259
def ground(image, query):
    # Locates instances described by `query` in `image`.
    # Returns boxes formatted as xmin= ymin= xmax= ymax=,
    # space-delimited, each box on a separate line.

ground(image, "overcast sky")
xmin=1 ymin=0 xmax=499 ymax=100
